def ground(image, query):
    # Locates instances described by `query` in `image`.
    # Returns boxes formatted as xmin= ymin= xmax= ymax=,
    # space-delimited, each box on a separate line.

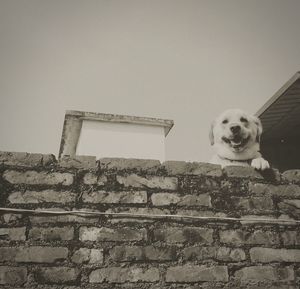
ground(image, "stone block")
xmin=83 ymin=173 xmax=107 ymax=185
xmin=282 ymin=170 xmax=300 ymax=183
xmin=117 ymin=174 xmax=178 ymax=190
xmin=110 ymin=245 xmax=176 ymax=261
xmin=250 ymin=247 xmax=300 ymax=262
xmin=35 ymin=267 xmax=79 ymax=284
xmin=71 ymin=248 xmax=103 ymax=264
xmin=15 ymin=246 xmax=68 ymax=263
xmin=162 ymin=161 xmax=222 ymax=177
xmin=219 ymin=229 xmax=279 ymax=245
xmin=234 ymin=266 xmax=294 ymax=281
xmin=89 ymin=267 xmax=159 ymax=283
xmin=151 ymin=192 xmax=211 ymax=207
xmin=0 ymin=227 xmax=26 ymax=241
xmin=165 ymin=265 xmax=228 ymax=282
xmin=82 ymin=190 xmax=147 ymax=204
xmin=3 ymin=170 xmax=73 ymax=186
xmin=249 ymin=183 xmax=300 ymax=198
xmin=99 ymin=158 xmax=160 ymax=172
xmin=224 ymin=166 xmax=264 ymax=179
xmin=153 ymin=227 xmax=213 ymax=244
xmin=59 ymin=155 xmax=97 ymax=169
xmin=0 ymin=266 xmax=27 ymax=285
xmin=8 ymin=190 xmax=76 ymax=204
xmin=281 ymin=231 xmax=300 ymax=246
xmin=28 ymin=227 xmax=74 ymax=241
xmin=79 ymin=226 xmax=147 ymax=242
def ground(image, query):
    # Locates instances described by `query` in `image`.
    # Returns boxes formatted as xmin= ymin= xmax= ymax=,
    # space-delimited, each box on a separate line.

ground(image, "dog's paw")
xmin=251 ymin=157 xmax=270 ymax=170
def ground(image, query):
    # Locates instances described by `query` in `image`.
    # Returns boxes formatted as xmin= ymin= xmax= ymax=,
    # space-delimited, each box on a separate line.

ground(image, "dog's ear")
xmin=209 ymin=121 xmax=215 ymax=145
xmin=253 ymin=116 xmax=263 ymax=143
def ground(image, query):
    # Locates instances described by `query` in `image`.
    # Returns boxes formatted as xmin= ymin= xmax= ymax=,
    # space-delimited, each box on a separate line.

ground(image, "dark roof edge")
xmin=255 ymin=71 xmax=300 ymax=117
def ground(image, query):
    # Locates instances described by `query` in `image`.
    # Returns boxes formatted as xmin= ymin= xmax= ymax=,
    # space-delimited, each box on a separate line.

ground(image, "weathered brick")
xmin=0 ymin=266 xmax=27 ymax=285
xmin=183 ymin=246 xmax=216 ymax=260
xmin=16 ymin=246 xmax=68 ymax=263
xmin=183 ymin=246 xmax=246 ymax=262
xmin=151 ymin=192 xmax=211 ymax=207
xmin=3 ymin=170 xmax=73 ymax=185
xmin=249 ymin=183 xmax=300 ymax=198
xmin=0 ymin=246 xmax=68 ymax=263
xmin=151 ymin=192 xmax=179 ymax=206
xmin=83 ymin=173 xmax=107 ymax=185
xmin=110 ymin=246 xmax=176 ymax=261
xmin=181 ymin=176 xmax=220 ymax=192
xmin=89 ymin=267 xmax=159 ymax=283
xmin=99 ymin=158 xmax=160 ymax=172
xmin=216 ymin=247 xmax=246 ymax=262
xmin=82 ymin=190 xmax=147 ymax=204
xmin=117 ymin=174 xmax=178 ymax=190
xmin=59 ymin=155 xmax=97 ymax=169
xmin=79 ymin=226 xmax=147 ymax=242
xmin=234 ymin=266 xmax=294 ymax=281
xmin=282 ymin=169 xmax=300 ymax=183
xmin=153 ymin=227 xmax=213 ymax=244
xmin=165 ymin=265 xmax=228 ymax=282
xmin=0 ymin=247 xmax=15 ymax=262
xmin=219 ymin=229 xmax=279 ymax=245
xmin=250 ymin=247 xmax=300 ymax=262
xmin=2 ymin=213 xmax=23 ymax=224
xmin=231 ymin=196 xmax=274 ymax=211
xmin=224 ymin=166 xmax=264 ymax=179
xmin=281 ymin=231 xmax=300 ymax=246
xmin=278 ymin=200 xmax=300 ymax=218
xmin=35 ymin=267 xmax=79 ymax=284
xmin=0 ymin=151 xmax=55 ymax=167
xmin=162 ymin=161 xmax=222 ymax=177
xmin=221 ymin=179 xmax=248 ymax=194
xmin=0 ymin=227 xmax=26 ymax=241
xmin=8 ymin=190 xmax=76 ymax=204
xmin=28 ymin=227 xmax=74 ymax=241
xmin=71 ymin=248 xmax=103 ymax=264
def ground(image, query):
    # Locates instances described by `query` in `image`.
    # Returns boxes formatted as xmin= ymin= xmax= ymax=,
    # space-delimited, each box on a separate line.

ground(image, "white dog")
xmin=209 ymin=109 xmax=270 ymax=170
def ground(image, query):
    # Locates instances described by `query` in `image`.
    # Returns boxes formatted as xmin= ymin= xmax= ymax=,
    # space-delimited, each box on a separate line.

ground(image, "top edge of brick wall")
xmin=1 ymin=151 xmax=300 ymax=182
xmin=0 ymin=151 xmax=56 ymax=168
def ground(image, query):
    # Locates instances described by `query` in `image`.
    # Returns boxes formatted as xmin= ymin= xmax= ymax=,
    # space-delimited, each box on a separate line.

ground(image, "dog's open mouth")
xmin=222 ymin=135 xmax=250 ymax=149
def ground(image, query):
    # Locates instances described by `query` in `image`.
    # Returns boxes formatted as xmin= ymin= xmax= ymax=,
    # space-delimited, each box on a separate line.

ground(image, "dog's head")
xmin=209 ymin=109 xmax=262 ymax=160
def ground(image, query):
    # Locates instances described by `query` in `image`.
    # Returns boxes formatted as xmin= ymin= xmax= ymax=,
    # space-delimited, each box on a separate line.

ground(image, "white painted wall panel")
xmin=76 ymin=120 xmax=165 ymax=161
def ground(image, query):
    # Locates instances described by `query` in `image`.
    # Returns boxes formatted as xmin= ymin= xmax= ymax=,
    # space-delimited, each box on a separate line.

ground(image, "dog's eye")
xmin=240 ymin=117 xmax=248 ymax=123
xmin=222 ymin=119 xmax=228 ymax=124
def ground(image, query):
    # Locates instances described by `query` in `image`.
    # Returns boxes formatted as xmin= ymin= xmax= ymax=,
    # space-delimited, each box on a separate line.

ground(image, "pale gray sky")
xmin=0 ymin=0 xmax=300 ymax=162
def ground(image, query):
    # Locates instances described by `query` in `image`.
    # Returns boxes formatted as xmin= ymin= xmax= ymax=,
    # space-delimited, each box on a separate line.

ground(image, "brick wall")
xmin=0 ymin=151 xmax=300 ymax=289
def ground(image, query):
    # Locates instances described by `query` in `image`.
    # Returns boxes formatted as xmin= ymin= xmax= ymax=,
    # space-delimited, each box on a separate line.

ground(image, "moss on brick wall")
xmin=0 ymin=151 xmax=300 ymax=288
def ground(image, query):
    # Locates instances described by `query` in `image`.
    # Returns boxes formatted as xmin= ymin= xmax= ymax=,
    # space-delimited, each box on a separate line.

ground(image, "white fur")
xmin=209 ymin=109 xmax=270 ymax=170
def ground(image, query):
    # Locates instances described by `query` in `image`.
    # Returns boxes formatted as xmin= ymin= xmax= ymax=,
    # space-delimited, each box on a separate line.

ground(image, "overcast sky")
xmin=0 ymin=0 xmax=300 ymax=162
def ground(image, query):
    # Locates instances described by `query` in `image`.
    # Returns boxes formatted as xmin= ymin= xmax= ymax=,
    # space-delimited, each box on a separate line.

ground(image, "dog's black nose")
xmin=230 ymin=125 xmax=241 ymax=134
